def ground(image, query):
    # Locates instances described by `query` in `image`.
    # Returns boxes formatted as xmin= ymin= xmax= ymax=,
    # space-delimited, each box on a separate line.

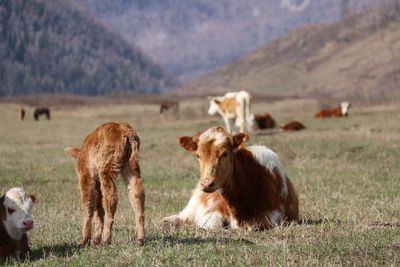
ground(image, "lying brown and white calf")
xmin=163 ymin=126 xmax=299 ymax=230
xmin=65 ymin=122 xmax=145 ymax=246
xmin=0 ymin=187 xmax=36 ymax=261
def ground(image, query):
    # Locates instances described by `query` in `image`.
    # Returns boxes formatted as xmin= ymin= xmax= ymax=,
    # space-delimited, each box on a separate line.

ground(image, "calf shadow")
xmin=298 ymin=218 xmax=342 ymax=225
xmin=28 ymin=242 xmax=78 ymax=261
xmin=155 ymin=235 xmax=254 ymax=245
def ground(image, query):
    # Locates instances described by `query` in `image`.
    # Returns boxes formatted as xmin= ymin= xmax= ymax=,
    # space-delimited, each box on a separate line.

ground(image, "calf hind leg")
xmin=122 ymin=164 xmax=145 ymax=245
xmin=93 ymin=182 xmax=104 ymax=245
xmin=99 ymin=170 xmax=118 ymax=245
xmin=79 ymin=172 xmax=96 ymax=246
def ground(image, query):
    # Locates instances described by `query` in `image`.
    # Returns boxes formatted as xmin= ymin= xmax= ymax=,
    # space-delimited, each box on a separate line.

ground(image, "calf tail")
xmin=125 ymin=129 xmax=141 ymax=178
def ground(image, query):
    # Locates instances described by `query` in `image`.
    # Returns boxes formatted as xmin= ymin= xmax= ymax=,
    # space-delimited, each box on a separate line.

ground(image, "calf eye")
xmin=7 ymin=208 xmax=15 ymax=214
xmin=196 ymin=154 xmax=201 ymax=159
xmin=221 ymin=152 xmax=228 ymax=158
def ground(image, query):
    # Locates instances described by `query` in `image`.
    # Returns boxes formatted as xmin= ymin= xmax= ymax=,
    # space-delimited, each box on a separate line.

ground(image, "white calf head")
xmin=208 ymin=98 xmax=220 ymax=115
xmin=340 ymin=102 xmax=351 ymax=116
xmin=1 ymin=187 xmax=36 ymax=240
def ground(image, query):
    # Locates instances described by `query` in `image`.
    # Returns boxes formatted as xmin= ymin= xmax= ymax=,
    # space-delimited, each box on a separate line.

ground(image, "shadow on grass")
xmin=298 ymin=218 xmax=341 ymax=225
xmin=252 ymin=129 xmax=281 ymax=136
xmin=153 ymin=235 xmax=254 ymax=245
xmin=28 ymin=242 xmax=79 ymax=261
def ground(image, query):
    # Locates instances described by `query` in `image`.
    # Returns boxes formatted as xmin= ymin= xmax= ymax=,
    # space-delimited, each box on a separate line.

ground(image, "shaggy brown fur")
xmin=65 ymin=122 xmax=145 ymax=246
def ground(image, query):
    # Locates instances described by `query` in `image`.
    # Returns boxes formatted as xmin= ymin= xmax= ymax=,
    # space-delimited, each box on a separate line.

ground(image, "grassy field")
xmin=0 ymin=99 xmax=399 ymax=266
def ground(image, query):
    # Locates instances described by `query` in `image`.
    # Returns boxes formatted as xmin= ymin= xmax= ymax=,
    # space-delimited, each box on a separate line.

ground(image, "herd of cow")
xmin=1 ymin=91 xmax=351 ymax=261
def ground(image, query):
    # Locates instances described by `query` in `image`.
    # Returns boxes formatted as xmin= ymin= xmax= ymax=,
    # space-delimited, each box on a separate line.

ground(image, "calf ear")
xmin=232 ymin=133 xmax=249 ymax=152
xmin=28 ymin=193 xmax=36 ymax=203
xmin=179 ymin=136 xmax=198 ymax=152
xmin=64 ymin=147 xmax=80 ymax=159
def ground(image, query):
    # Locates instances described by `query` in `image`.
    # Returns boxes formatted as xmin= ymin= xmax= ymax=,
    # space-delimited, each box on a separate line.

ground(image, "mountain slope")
xmin=0 ymin=0 xmax=177 ymax=96
xmin=79 ymin=0 xmax=378 ymax=80
xmin=178 ymin=11 xmax=400 ymax=102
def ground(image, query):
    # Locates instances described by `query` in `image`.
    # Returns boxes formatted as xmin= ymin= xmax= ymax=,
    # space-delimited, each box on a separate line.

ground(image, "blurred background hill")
xmin=78 ymin=0 xmax=378 ymax=81
xmin=1 ymin=0 xmax=399 ymax=102
xmin=0 ymin=0 xmax=177 ymax=96
xmin=178 ymin=7 xmax=400 ymax=103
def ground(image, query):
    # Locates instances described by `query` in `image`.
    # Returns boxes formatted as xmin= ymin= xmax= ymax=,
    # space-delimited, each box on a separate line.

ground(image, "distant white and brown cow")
xmin=315 ymin=102 xmax=351 ymax=118
xmin=281 ymin=120 xmax=306 ymax=131
xmin=208 ymin=91 xmax=253 ymax=133
xmin=65 ymin=122 xmax=145 ymax=246
xmin=0 ymin=187 xmax=36 ymax=261
xmin=253 ymin=112 xmax=276 ymax=130
xmin=163 ymin=126 xmax=299 ymax=230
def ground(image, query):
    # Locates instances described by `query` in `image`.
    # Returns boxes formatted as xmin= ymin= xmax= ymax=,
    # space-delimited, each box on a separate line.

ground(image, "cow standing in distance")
xmin=315 ymin=102 xmax=351 ymax=118
xmin=0 ymin=187 xmax=36 ymax=261
xmin=65 ymin=122 xmax=145 ymax=246
xmin=163 ymin=126 xmax=299 ymax=230
xmin=19 ymin=107 xmax=26 ymax=121
xmin=160 ymin=100 xmax=179 ymax=114
xmin=208 ymin=90 xmax=253 ymax=133
xmin=33 ymin=107 xmax=51 ymax=121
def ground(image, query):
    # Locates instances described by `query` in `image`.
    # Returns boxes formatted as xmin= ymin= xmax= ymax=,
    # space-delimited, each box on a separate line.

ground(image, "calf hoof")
xmin=92 ymin=238 xmax=102 ymax=246
xmin=101 ymin=238 xmax=111 ymax=245
xmin=79 ymin=238 xmax=91 ymax=248
xmin=137 ymin=238 xmax=145 ymax=246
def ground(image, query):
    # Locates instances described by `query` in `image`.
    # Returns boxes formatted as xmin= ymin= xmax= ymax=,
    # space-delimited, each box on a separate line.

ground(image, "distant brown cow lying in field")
xmin=1 ymin=187 xmax=36 ymax=261
xmin=163 ymin=126 xmax=299 ymax=230
xmin=65 ymin=122 xmax=145 ymax=246
xmin=315 ymin=102 xmax=350 ymax=118
xmin=33 ymin=107 xmax=51 ymax=121
xmin=281 ymin=120 xmax=306 ymax=131
xmin=160 ymin=101 xmax=179 ymax=114
xmin=253 ymin=112 xmax=276 ymax=130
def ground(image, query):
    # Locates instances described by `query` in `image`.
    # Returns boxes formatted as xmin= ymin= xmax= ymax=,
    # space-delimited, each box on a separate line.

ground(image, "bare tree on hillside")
xmin=341 ymin=0 xmax=351 ymax=20
xmin=378 ymin=0 xmax=400 ymax=22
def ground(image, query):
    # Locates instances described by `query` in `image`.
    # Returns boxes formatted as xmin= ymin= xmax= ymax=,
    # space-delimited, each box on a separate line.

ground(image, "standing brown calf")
xmin=65 ymin=122 xmax=145 ymax=246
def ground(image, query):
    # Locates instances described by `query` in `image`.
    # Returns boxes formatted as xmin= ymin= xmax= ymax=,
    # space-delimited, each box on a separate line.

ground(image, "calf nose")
xmin=200 ymin=180 xmax=215 ymax=192
xmin=23 ymin=220 xmax=34 ymax=229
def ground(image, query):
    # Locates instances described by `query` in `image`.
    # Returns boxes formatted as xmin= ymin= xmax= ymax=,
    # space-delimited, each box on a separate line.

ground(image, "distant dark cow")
xmin=253 ymin=113 xmax=276 ymax=130
xmin=160 ymin=101 xmax=179 ymax=114
xmin=315 ymin=102 xmax=350 ymax=118
xmin=19 ymin=108 xmax=25 ymax=121
xmin=33 ymin=107 xmax=51 ymax=121
xmin=281 ymin=120 xmax=306 ymax=131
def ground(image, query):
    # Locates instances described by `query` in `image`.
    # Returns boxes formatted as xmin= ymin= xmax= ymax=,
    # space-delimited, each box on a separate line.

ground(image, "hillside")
xmin=178 ymin=10 xmax=400 ymax=103
xmin=79 ymin=0 xmax=378 ymax=81
xmin=0 ymin=0 xmax=177 ymax=96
